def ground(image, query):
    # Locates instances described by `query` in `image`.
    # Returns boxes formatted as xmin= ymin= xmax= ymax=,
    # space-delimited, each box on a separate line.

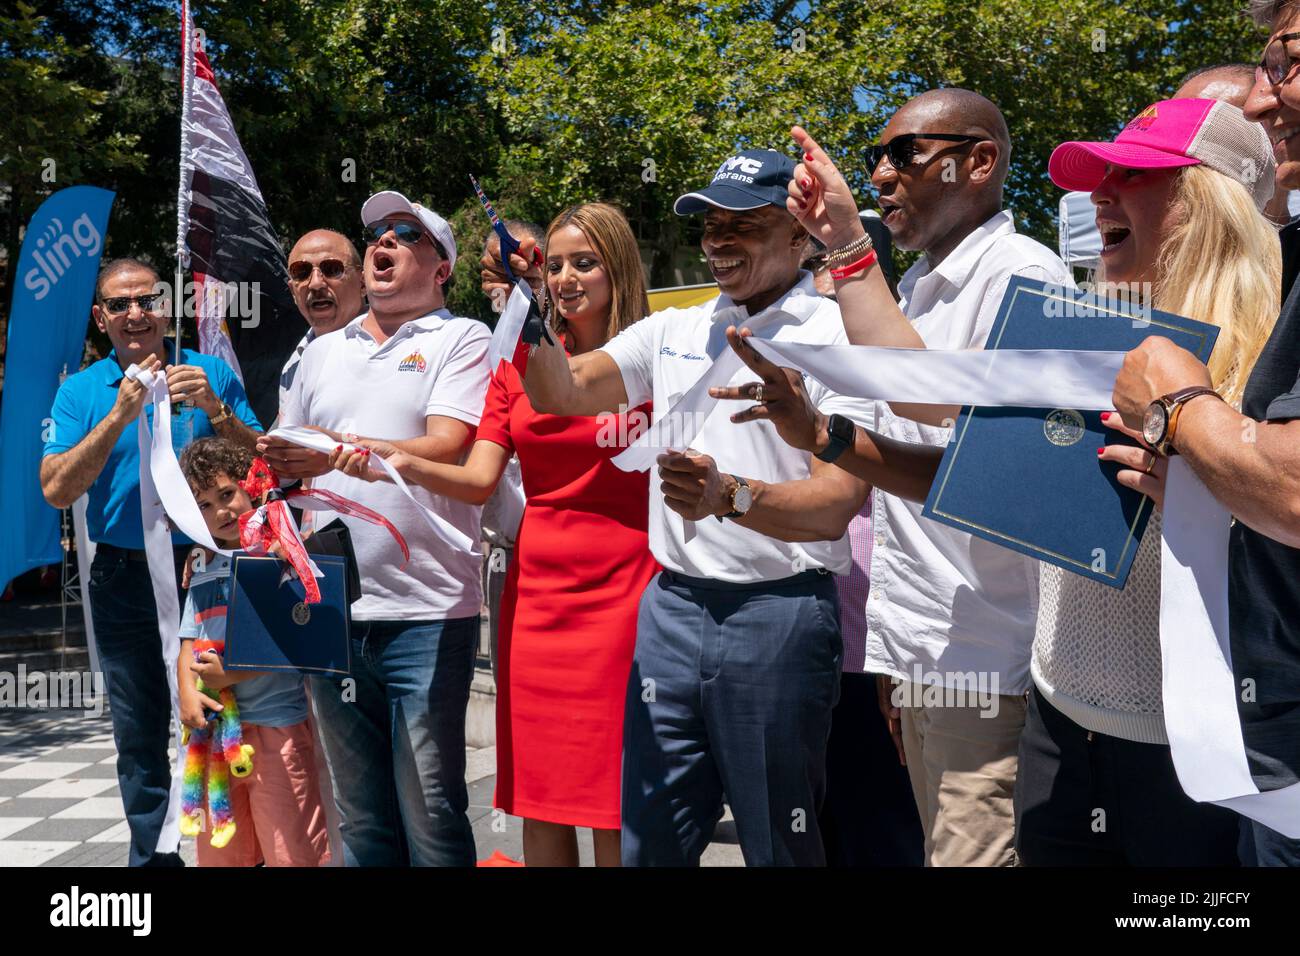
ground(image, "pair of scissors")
xmin=469 ymin=174 xmax=551 ymax=344
xmin=469 ymin=174 xmax=544 ymax=284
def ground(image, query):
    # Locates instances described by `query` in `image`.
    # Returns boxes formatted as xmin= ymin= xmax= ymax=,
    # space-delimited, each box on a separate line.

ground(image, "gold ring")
xmin=1142 ymin=453 xmax=1157 ymax=475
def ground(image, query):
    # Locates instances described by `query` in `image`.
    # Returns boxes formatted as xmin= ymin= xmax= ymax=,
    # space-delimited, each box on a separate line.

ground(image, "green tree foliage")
xmin=477 ymin=0 xmax=863 ymax=286
xmin=0 ymin=0 xmax=1275 ymax=334
xmin=0 ymin=2 xmax=143 ymax=312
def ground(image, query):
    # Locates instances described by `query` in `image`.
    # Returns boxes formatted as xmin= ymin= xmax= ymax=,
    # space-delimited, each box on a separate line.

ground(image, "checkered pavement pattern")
xmin=0 ymin=708 xmax=197 ymax=866
xmin=0 ymin=705 xmax=743 ymax=866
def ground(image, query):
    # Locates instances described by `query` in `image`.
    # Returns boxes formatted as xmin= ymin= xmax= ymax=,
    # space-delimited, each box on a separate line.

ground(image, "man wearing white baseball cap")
xmin=260 ymin=190 xmax=492 ymax=866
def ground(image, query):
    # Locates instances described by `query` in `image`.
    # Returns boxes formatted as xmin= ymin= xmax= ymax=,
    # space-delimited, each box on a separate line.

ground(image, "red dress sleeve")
xmin=475 ymin=364 xmax=515 ymax=454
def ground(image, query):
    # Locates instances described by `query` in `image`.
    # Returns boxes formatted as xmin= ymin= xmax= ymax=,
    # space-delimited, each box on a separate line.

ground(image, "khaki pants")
xmin=896 ymin=680 xmax=1026 ymax=867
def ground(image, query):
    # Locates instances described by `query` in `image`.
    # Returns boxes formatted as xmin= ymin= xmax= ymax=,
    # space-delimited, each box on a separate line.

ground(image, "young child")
xmin=176 ymin=436 xmax=331 ymax=867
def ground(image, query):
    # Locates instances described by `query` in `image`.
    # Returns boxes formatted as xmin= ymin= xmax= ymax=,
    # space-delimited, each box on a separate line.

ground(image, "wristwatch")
xmin=207 ymin=401 xmax=234 ymax=427
xmin=815 ymin=413 xmax=856 ymax=463
xmin=718 ymin=475 xmax=753 ymax=521
xmin=1142 ymin=386 xmax=1221 ymax=456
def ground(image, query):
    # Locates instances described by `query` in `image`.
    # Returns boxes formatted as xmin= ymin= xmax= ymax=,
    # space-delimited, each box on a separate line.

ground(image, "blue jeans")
xmin=621 ymin=570 xmax=842 ymax=866
xmin=87 ymin=547 xmax=186 ymax=867
xmin=310 ymin=617 xmax=479 ymax=866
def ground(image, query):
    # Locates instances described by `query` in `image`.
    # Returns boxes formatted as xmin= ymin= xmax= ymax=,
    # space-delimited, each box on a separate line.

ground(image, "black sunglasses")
xmin=1258 ymin=31 xmax=1300 ymax=87
xmin=100 ymin=293 xmax=167 ymax=316
xmin=288 ymin=258 xmax=349 ymax=283
xmin=866 ymin=133 xmax=983 ymax=172
xmin=364 ymin=219 xmax=429 ymax=246
xmin=363 ymin=220 xmax=449 ymax=261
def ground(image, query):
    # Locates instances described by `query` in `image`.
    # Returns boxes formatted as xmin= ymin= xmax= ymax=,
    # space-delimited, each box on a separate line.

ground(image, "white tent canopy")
xmin=1058 ymin=190 xmax=1101 ymax=270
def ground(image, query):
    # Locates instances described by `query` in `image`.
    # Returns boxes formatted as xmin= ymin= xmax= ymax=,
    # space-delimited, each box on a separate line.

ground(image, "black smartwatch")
xmin=815 ymin=413 xmax=855 ymax=463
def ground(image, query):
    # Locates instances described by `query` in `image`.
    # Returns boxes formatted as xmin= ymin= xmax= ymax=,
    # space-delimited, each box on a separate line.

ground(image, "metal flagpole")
xmin=175 ymin=0 xmax=195 ymax=358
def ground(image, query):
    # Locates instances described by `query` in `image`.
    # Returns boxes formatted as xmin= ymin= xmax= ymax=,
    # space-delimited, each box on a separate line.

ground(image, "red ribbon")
xmin=233 ymin=459 xmax=411 ymax=605
xmin=286 ymin=487 xmax=410 ymax=569
xmin=239 ymin=457 xmax=278 ymax=499
xmin=239 ymin=496 xmax=322 ymax=603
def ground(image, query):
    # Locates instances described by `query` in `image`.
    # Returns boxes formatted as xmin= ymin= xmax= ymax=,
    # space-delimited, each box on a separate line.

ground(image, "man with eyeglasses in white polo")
xmin=277 ymin=229 xmax=367 ymax=417
xmin=260 ymin=191 xmax=492 ymax=866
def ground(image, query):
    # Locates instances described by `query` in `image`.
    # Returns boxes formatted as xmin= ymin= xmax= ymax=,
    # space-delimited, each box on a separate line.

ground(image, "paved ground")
xmin=0 ymin=705 xmax=743 ymax=867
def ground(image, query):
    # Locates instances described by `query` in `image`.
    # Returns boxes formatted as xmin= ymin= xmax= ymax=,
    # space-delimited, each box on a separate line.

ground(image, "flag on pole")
xmin=176 ymin=0 xmax=303 ymax=428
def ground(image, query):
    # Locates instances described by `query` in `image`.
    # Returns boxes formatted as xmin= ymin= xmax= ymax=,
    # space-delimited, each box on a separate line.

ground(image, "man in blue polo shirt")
xmin=40 ymin=257 xmax=260 ymax=866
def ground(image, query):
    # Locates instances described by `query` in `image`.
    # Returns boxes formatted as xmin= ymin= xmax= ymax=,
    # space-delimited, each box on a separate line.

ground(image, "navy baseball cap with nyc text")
xmin=673 ymin=149 xmax=798 ymax=215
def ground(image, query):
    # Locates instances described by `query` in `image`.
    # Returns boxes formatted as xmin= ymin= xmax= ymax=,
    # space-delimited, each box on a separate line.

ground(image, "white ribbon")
xmin=1160 ymin=461 xmax=1300 ymax=835
xmin=611 ymin=343 xmax=1127 ymax=472
xmin=268 ymin=425 xmax=477 ymax=554
xmin=609 ymin=339 xmax=1300 ymax=836
xmin=123 ymin=363 xmax=189 ymax=855
xmin=486 ymin=279 xmax=536 ymax=372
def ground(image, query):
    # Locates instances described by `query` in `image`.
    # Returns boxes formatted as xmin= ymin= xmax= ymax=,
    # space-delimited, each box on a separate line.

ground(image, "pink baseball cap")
xmin=1049 ymin=98 xmax=1275 ymax=210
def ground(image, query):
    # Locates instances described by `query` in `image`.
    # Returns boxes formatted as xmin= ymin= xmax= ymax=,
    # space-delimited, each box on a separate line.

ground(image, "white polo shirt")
xmin=602 ymin=272 xmax=872 ymax=583
xmin=862 ymin=210 xmax=1073 ymax=694
xmin=280 ymin=309 xmax=491 ymax=621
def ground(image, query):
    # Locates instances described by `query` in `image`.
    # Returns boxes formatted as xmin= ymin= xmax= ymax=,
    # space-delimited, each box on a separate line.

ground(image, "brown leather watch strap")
xmin=1164 ymin=386 xmax=1221 ymax=452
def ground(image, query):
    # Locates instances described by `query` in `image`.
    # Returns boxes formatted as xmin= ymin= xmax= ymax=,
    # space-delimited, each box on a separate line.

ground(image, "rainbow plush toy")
xmin=179 ymin=638 xmax=254 ymax=848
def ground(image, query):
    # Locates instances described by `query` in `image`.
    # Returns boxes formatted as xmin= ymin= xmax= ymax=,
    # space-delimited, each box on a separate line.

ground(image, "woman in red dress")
xmin=333 ymin=203 xmax=656 ymax=866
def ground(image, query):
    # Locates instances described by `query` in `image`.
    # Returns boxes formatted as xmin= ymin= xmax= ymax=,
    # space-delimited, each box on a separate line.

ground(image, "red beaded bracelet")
xmin=829 ymin=248 xmax=878 ymax=281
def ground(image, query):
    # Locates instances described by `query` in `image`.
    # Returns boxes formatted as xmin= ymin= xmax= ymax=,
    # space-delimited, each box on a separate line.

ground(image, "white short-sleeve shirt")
xmin=601 ymin=272 xmax=872 ymax=583
xmin=862 ymin=210 xmax=1073 ymax=694
xmin=280 ymin=309 xmax=491 ymax=621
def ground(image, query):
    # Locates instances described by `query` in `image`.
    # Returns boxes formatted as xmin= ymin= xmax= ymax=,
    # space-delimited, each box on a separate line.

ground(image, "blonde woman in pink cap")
xmin=1016 ymin=97 xmax=1280 ymax=866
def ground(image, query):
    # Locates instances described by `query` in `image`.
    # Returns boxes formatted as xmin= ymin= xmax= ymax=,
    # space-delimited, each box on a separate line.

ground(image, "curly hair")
xmin=179 ymin=437 xmax=256 ymax=494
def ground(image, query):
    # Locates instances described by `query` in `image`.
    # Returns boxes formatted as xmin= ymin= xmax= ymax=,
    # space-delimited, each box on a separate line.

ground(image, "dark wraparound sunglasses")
xmin=289 ymin=258 xmax=350 ymax=283
xmin=866 ymin=133 xmax=983 ymax=171
xmin=1257 ymin=32 xmax=1300 ymax=87
xmin=364 ymin=219 xmax=428 ymax=245
xmin=363 ymin=220 xmax=449 ymax=260
xmin=100 ymin=293 xmax=167 ymax=315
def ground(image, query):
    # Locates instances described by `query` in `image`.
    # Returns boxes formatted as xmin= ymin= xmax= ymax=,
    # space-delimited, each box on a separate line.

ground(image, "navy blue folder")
xmin=225 ymin=554 xmax=352 ymax=676
xmin=921 ymin=276 xmax=1219 ymax=589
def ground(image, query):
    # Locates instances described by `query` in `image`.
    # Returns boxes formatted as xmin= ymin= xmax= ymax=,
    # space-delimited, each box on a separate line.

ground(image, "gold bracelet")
xmin=826 ymin=232 xmax=875 ymax=266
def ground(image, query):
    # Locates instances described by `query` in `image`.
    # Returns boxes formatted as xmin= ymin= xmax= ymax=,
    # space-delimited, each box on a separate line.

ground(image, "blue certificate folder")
xmin=921 ymin=276 xmax=1219 ymax=589
xmin=224 ymin=554 xmax=352 ymax=676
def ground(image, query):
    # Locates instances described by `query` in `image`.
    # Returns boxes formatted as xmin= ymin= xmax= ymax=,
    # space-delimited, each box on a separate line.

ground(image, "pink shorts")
xmin=196 ymin=719 xmax=331 ymax=867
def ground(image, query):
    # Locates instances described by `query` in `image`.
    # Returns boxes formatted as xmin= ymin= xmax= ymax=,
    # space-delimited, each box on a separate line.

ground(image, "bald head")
xmin=288 ymin=228 xmax=365 ymax=333
xmin=893 ymin=88 xmax=1012 ymax=186
xmin=290 ymin=229 xmax=361 ymax=270
xmin=1175 ymin=64 xmax=1255 ymax=108
xmin=873 ymin=88 xmax=1011 ymax=260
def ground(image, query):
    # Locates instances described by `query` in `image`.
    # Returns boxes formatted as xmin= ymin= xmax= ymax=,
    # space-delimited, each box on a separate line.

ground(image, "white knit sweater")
xmin=1031 ymin=511 xmax=1167 ymax=744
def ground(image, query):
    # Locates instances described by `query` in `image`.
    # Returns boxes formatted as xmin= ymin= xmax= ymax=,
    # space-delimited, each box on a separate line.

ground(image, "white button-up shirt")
xmin=862 ymin=211 xmax=1072 ymax=694
xmin=280 ymin=310 xmax=491 ymax=621
xmin=602 ymin=272 xmax=873 ymax=583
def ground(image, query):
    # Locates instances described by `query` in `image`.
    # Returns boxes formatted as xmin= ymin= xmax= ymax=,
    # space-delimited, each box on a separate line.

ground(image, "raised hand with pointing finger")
xmin=788 ymin=125 xmax=870 ymax=250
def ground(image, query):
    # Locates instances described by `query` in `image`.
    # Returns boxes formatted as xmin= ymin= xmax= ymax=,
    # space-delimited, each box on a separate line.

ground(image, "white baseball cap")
xmin=360 ymin=190 xmax=457 ymax=271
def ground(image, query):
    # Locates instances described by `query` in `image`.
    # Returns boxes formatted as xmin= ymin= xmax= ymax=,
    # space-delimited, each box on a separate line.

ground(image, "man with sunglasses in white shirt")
xmin=277 ymin=229 xmax=367 ymax=415
xmin=748 ymin=92 xmax=1071 ymax=866
xmin=261 ymin=191 xmax=492 ymax=866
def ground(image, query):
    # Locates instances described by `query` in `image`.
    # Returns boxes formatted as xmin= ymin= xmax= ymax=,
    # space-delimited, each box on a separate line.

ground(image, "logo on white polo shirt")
xmin=397 ymin=349 xmax=428 ymax=373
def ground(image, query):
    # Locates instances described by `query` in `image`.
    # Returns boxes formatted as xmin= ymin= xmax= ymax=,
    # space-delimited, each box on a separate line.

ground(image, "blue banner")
xmin=0 ymin=186 xmax=115 ymax=589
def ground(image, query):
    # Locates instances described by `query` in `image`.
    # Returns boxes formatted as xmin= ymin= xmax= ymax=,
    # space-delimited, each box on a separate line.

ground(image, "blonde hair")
xmin=543 ymin=203 xmax=649 ymax=346
xmin=1149 ymin=164 xmax=1280 ymax=406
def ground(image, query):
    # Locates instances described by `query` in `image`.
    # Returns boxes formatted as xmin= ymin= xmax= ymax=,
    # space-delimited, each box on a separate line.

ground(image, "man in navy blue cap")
xmin=512 ymin=149 xmax=873 ymax=865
